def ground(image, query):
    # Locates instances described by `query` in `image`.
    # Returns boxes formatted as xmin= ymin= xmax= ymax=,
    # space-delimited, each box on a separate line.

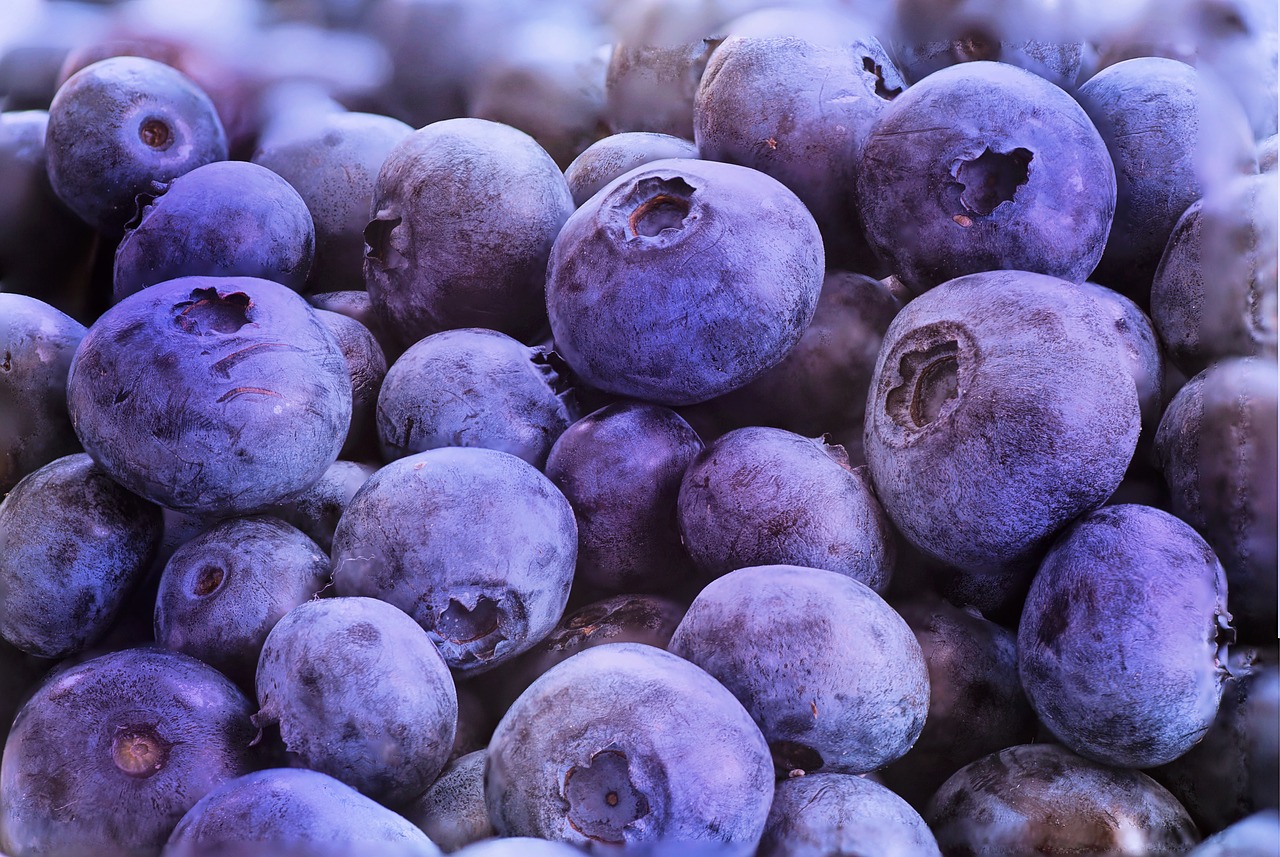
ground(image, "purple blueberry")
xmin=257 ymin=459 xmax=376 ymax=553
xmin=313 ymin=308 xmax=388 ymax=461
xmin=564 ymin=132 xmax=700 ymax=208
xmin=402 ymin=750 xmax=495 ymax=852
xmin=1187 ymin=812 xmax=1280 ymax=857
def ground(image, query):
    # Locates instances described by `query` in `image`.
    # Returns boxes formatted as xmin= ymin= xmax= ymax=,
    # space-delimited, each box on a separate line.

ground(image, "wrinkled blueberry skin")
xmin=0 ymin=293 xmax=86 ymax=495
xmin=894 ymin=38 xmax=1083 ymax=91
xmin=1152 ymin=651 xmax=1278 ymax=834
xmin=1151 ymin=173 xmax=1278 ymax=377
xmin=1018 ymin=504 xmax=1232 ymax=768
xmin=309 ymin=289 xmax=399 ymax=361
xmin=758 ymin=773 xmax=942 ymax=857
xmin=377 ymin=328 xmax=574 ymax=469
xmin=863 ymin=270 xmax=1140 ymax=614
xmin=314 ymin=308 xmax=387 ymax=462
xmin=545 ymin=403 xmax=703 ymax=595
xmin=670 ymin=565 xmax=928 ymax=776
xmin=694 ymin=34 xmax=903 ymax=273
xmin=857 ymin=61 xmax=1115 ymax=293
xmin=259 ymin=459 xmax=376 ymax=553
xmin=1155 ymin=357 xmax=1278 ymax=642
xmin=678 ymin=429 xmax=895 ymax=592
xmin=1078 ymin=281 xmax=1166 ymax=445
xmin=1187 ymin=811 xmax=1280 ymax=857
xmin=113 ymin=161 xmax=316 ymax=303
xmin=252 ymin=111 xmax=413 ymax=295
xmin=680 ymin=271 xmax=901 ymax=464
xmin=153 ymin=515 xmax=330 ymax=692
xmin=364 ymin=118 xmax=574 ymax=349
xmin=564 ymin=132 xmax=699 ymax=208
xmin=1077 ymin=57 xmax=1258 ymax=303
xmin=331 ymin=447 xmax=577 ymax=674
xmin=880 ymin=597 xmax=1037 ymax=810
xmin=454 ymin=839 xmax=585 ymax=857
xmin=253 ymin=597 xmax=457 ymax=807
xmin=486 ymin=643 xmax=774 ymax=854
xmin=45 ymin=56 xmax=227 ymax=237
xmin=403 ymin=750 xmax=496 ymax=852
xmin=67 ymin=276 xmax=352 ymax=517
xmin=0 ymin=112 xmax=97 ymax=322
xmin=1260 ymin=134 xmax=1278 ymax=172
xmin=0 ymin=453 xmax=162 ymax=658
xmin=162 ymin=767 xmax=444 ymax=857
xmin=546 ymin=158 xmax=824 ymax=406
xmin=925 ymin=744 xmax=1200 ymax=856
xmin=0 ymin=647 xmax=259 ymax=857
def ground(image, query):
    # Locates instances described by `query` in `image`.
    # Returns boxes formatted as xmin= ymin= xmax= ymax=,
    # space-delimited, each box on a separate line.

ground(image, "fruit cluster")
xmin=0 ymin=0 xmax=1277 ymax=855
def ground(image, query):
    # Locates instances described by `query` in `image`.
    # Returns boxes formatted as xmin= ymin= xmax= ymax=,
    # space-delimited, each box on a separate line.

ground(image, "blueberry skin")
xmin=1186 ymin=812 xmax=1280 ymax=857
xmin=0 ymin=647 xmax=259 ymax=857
xmin=546 ymin=158 xmax=824 ymax=406
xmin=364 ymin=118 xmax=574 ymax=349
xmin=677 ymin=428 xmax=896 ymax=592
xmin=669 ymin=565 xmax=928 ymax=776
xmin=153 ymin=515 xmax=330 ymax=692
xmin=402 ymin=750 xmax=495 ymax=852
xmin=564 ymin=132 xmax=699 ymax=208
xmin=544 ymin=402 xmax=703 ymax=595
xmin=485 ymin=643 xmax=774 ymax=853
xmin=252 ymin=110 xmax=413 ymax=295
xmin=66 ymin=275 xmax=352 ymax=517
xmin=1078 ymin=281 xmax=1166 ymax=444
xmin=694 ymin=34 xmax=904 ymax=273
xmin=1260 ymin=134 xmax=1278 ymax=172
xmin=0 ymin=111 xmax=97 ymax=322
xmin=162 ymin=767 xmax=443 ymax=857
xmin=309 ymin=289 xmax=400 ymax=362
xmin=0 ymin=453 xmax=162 ymax=658
xmin=1150 ymin=173 xmax=1278 ymax=377
xmin=314 ymin=308 xmax=388 ymax=461
xmin=863 ymin=270 xmax=1140 ymax=613
xmin=45 ymin=56 xmax=227 ymax=237
xmin=1076 ymin=57 xmax=1258 ymax=302
xmin=856 ymin=61 xmax=1115 ymax=293
xmin=377 ymin=328 xmax=574 ymax=469
xmin=454 ymin=839 xmax=585 ymax=856
xmin=113 ymin=160 xmax=316 ymax=302
xmin=758 ymin=772 xmax=942 ymax=857
xmin=1018 ymin=504 xmax=1232 ymax=768
xmin=1155 ymin=357 xmax=1278 ymax=642
xmin=258 ymin=459 xmax=377 ymax=553
xmin=253 ymin=597 xmax=457 ymax=807
xmin=879 ymin=597 xmax=1037 ymax=810
xmin=331 ymin=447 xmax=577 ymax=674
xmin=0 ymin=293 xmax=86 ymax=495
xmin=678 ymin=270 xmax=902 ymax=464
xmin=925 ymin=744 xmax=1200 ymax=856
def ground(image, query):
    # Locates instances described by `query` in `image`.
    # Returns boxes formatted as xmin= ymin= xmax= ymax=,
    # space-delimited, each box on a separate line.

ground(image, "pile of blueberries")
xmin=1 ymin=0 xmax=1278 ymax=854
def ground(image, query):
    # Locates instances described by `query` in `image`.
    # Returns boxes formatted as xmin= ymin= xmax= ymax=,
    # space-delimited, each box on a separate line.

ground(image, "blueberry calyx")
xmin=562 ymin=747 xmax=650 ymax=844
xmin=953 ymin=147 xmax=1033 ymax=216
xmin=191 ymin=563 xmax=226 ymax=597
xmin=364 ymin=213 xmax=405 ymax=268
xmin=622 ymin=176 xmax=697 ymax=242
xmin=769 ymin=740 xmax=824 ymax=776
xmin=173 ymin=288 xmax=253 ymax=335
xmin=111 ymin=723 xmax=172 ymax=778
xmin=861 ymin=56 xmax=903 ymax=100
xmin=138 ymin=117 xmax=173 ymax=151
xmin=887 ymin=339 xmax=962 ymax=430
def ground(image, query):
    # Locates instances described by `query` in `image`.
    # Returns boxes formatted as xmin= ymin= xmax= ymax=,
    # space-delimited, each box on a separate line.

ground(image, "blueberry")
xmin=863 ymin=270 xmax=1140 ymax=615
xmin=1018 ymin=504 xmax=1233 ymax=768
xmin=856 ymin=61 xmax=1115 ymax=293
xmin=252 ymin=110 xmax=413 ymax=295
xmin=162 ymin=767 xmax=443 ymax=856
xmin=1259 ymin=133 xmax=1278 ymax=172
xmin=0 ymin=453 xmax=162 ymax=659
xmin=1150 ymin=172 xmax=1278 ymax=376
xmin=694 ymin=32 xmax=904 ymax=273
xmin=313 ymin=308 xmax=388 ymax=461
xmin=758 ymin=772 xmax=942 ymax=857
xmin=677 ymin=428 xmax=895 ymax=591
xmin=364 ymin=118 xmax=574 ymax=348
xmin=1076 ymin=57 xmax=1258 ymax=302
xmin=253 ymin=597 xmax=457 ymax=807
xmin=153 ymin=515 xmax=330 ymax=692
xmin=331 ymin=447 xmax=577 ymax=674
xmin=925 ymin=744 xmax=1200 ymax=856
xmin=544 ymin=402 xmax=703 ymax=595
xmin=402 ymin=750 xmax=495 ymax=852
xmin=486 ymin=642 xmax=774 ymax=853
xmin=256 ymin=459 xmax=376 ymax=553
xmin=66 ymin=276 xmax=352 ymax=517
xmin=113 ymin=160 xmax=316 ymax=302
xmin=668 ymin=565 xmax=928 ymax=776
xmin=1155 ymin=357 xmax=1278 ymax=642
xmin=1186 ymin=812 xmax=1280 ymax=857
xmin=309 ymin=288 xmax=400 ymax=361
xmin=564 ymin=132 xmax=699 ymax=208
xmin=376 ymin=328 xmax=575 ymax=469
xmin=45 ymin=56 xmax=227 ymax=237
xmin=0 ymin=647 xmax=259 ymax=857
xmin=546 ymin=158 xmax=824 ymax=406
xmin=453 ymin=839 xmax=586 ymax=856
xmin=0 ymin=293 xmax=86 ymax=495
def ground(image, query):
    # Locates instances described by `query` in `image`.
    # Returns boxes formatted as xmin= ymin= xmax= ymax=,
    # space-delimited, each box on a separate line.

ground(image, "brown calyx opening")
xmin=112 ymin=724 xmax=172 ymax=778
xmin=770 ymin=740 xmax=824 ymax=775
xmin=437 ymin=596 xmax=501 ymax=644
xmin=174 ymin=288 xmax=252 ymax=335
xmin=862 ymin=56 xmax=902 ymax=100
xmin=954 ymin=147 xmax=1033 ymax=216
xmin=138 ymin=117 xmax=173 ymax=150
xmin=563 ymin=748 xmax=650 ymax=844
xmin=192 ymin=564 xmax=225 ymax=597
xmin=887 ymin=340 xmax=962 ymax=429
